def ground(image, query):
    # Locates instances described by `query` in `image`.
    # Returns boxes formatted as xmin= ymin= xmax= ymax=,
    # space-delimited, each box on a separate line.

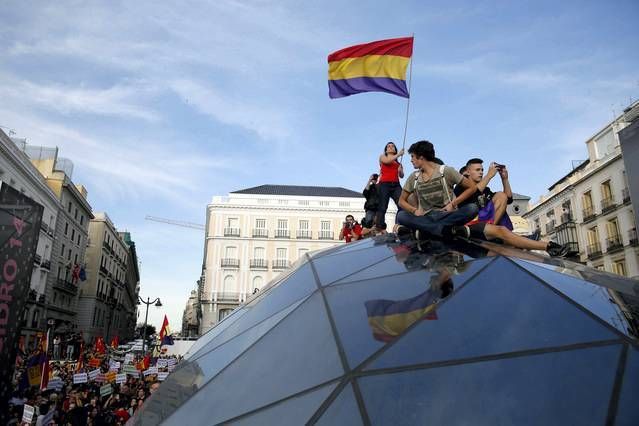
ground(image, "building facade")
xmin=523 ymin=101 xmax=639 ymax=278
xmin=197 ymin=184 xmax=395 ymax=334
xmin=182 ymin=289 xmax=199 ymax=338
xmin=0 ymin=131 xmax=61 ymax=348
xmin=77 ymin=213 xmax=132 ymax=343
xmin=25 ymin=145 xmax=94 ymax=343
xmin=119 ymin=231 xmax=140 ymax=343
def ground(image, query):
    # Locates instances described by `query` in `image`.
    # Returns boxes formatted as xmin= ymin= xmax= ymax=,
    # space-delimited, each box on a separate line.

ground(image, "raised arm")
xmin=379 ymin=148 xmax=405 ymax=165
xmin=499 ymin=166 xmax=513 ymax=201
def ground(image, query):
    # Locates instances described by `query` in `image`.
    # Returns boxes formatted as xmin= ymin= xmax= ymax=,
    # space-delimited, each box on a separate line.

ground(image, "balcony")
xmin=622 ymin=188 xmax=631 ymax=204
xmin=319 ymin=231 xmax=334 ymax=240
xmin=224 ymin=227 xmax=240 ymax=237
xmin=629 ymin=229 xmax=638 ymax=246
xmin=54 ymin=278 xmax=78 ymax=295
xmin=216 ymin=292 xmax=240 ymax=302
xmin=274 ymin=229 xmax=290 ymax=239
xmin=99 ymin=265 xmax=108 ymax=275
xmin=272 ymin=259 xmax=291 ymax=270
xmin=600 ymin=197 xmax=616 ymax=214
xmin=41 ymin=260 xmax=51 ymax=271
xmin=296 ymin=230 xmax=312 ymax=239
xmin=606 ymin=235 xmax=624 ymax=253
xmin=582 ymin=207 xmax=596 ymax=223
xmin=249 ymin=259 xmax=268 ymax=269
xmin=544 ymin=220 xmax=556 ymax=235
xmin=34 ymin=254 xmax=42 ymax=265
xmin=252 ymin=228 xmax=268 ymax=238
xmin=220 ymin=258 xmax=240 ymax=268
xmin=586 ymin=243 xmax=603 ymax=260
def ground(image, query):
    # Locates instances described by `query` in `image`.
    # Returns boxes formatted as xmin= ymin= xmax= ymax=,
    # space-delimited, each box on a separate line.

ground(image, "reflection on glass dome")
xmin=133 ymin=235 xmax=639 ymax=425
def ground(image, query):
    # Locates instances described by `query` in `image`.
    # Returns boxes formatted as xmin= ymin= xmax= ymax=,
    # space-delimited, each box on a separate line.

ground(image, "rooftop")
xmin=231 ymin=184 xmax=363 ymax=198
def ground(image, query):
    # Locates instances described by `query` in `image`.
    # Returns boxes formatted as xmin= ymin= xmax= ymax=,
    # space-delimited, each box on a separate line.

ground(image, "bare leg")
xmin=492 ymin=192 xmax=508 ymax=224
xmin=483 ymin=224 xmax=548 ymax=250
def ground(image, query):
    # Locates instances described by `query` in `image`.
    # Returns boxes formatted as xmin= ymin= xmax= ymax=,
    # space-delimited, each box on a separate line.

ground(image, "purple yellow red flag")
xmin=328 ymin=36 xmax=413 ymax=99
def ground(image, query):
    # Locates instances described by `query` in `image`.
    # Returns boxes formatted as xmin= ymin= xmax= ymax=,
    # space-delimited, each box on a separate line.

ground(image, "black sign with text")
xmin=0 ymin=182 xmax=43 ymax=423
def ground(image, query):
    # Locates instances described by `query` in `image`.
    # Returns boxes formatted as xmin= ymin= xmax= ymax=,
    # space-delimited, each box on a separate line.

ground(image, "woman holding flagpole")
xmin=375 ymin=142 xmax=404 ymax=230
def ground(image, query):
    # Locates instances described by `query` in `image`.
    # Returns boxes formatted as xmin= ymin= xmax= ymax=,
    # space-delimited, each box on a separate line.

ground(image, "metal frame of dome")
xmin=133 ymin=235 xmax=639 ymax=425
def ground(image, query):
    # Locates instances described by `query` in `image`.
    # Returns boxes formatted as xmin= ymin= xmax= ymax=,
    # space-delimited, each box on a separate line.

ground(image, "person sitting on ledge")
xmin=396 ymin=140 xmax=479 ymax=239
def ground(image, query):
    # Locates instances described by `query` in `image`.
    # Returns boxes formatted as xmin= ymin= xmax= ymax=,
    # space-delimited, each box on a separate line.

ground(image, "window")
xmin=67 ymin=249 xmax=72 ymax=261
xmin=64 ymin=222 xmax=69 ymax=235
xmin=221 ymin=275 xmax=235 ymax=294
xmin=68 ymin=202 xmax=72 ymax=213
xmin=74 ymin=208 xmax=78 ymax=220
xmin=278 ymin=199 xmax=288 ymax=205
xmin=219 ymin=309 xmax=233 ymax=321
xmin=298 ymin=248 xmax=309 ymax=259
xmin=61 ymin=244 xmax=66 ymax=258
xmin=255 ymin=219 xmax=266 ymax=229
xmin=319 ymin=201 xmax=330 ymax=207
xmin=606 ymin=218 xmax=620 ymax=239
xmin=587 ymin=227 xmax=600 ymax=245
xmin=71 ymin=229 xmax=75 ymax=241
xmin=582 ymin=191 xmax=593 ymax=209
xmin=254 ymin=247 xmax=265 ymax=259
xmin=299 ymin=220 xmax=309 ymax=230
xmin=298 ymin=200 xmax=309 ymax=206
xmin=321 ymin=221 xmax=331 ymax=231
xmin=80 ymin=215 xmax=84 ymax=225
xmin=612 ymin=260 xmax=627 ymax=276
xmin=339 ymin=201 xmax=350 ymax=207
xmin=276 ymin=248 xmax=287 ymax=260
xmin=227 ymin=217 xmax=239 ymax=228
xmin=252 ymin=276 xmax=263 ymax=292
xmin=224 ymin=246 xmax=237 ymax=261
xmin=277 ymin=219 xmax=288 ymax=230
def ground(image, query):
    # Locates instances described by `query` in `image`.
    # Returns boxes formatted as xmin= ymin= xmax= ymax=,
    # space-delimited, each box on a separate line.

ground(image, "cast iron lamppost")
xmin=138 ymin=295 xmax=162 ymax=353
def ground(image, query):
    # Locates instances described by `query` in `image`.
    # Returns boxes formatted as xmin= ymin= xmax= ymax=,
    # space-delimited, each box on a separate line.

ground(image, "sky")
xmin=1 ymin=0 xmax=638 ymax=332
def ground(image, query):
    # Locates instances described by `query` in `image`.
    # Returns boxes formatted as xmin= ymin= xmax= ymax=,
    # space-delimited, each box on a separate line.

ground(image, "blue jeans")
xmin=396 ymin=203 xmax=479 ymax=237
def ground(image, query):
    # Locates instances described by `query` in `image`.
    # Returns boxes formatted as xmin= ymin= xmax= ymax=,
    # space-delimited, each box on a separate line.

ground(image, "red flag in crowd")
xmin=110 ymin=335 xmax=119 ymax=349
xmin=75 ymin=341 xmax=85 ymax=372
xmin=40 ymin=329 xmax=51 ymax=390
xmin=95 ymin=336 xmax=106 ymax=354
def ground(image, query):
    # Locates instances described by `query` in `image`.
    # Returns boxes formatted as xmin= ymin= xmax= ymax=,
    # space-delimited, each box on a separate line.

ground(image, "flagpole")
xmin=399 ymin=34 xmax=414 ymax=164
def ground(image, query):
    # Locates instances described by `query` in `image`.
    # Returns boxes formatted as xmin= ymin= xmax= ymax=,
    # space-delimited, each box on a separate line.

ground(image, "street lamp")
xmin=138 ymin=295 xmax=162 ymax=353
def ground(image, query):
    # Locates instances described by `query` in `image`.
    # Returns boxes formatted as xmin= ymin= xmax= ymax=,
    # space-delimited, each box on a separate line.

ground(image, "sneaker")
xmin=546 ymin=241 xmax=569 ymax=257
xmin=443 ymin=225 xmax=470 ymax=239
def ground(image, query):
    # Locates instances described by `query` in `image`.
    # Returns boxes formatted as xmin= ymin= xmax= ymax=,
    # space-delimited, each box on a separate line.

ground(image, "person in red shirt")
xmin=339 ymin=215 xmax=363 ymax=243
xmin=376 ymin=141 xmax=405 ymax=229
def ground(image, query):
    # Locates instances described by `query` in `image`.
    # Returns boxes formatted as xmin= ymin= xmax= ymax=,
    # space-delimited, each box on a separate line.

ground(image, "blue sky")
xmin=1 ymin=0 xmax=638 ymax=331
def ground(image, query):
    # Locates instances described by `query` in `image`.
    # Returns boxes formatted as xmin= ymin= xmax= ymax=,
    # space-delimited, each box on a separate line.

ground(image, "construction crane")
xmin=145 ymin=215 xmax=205 ymax=231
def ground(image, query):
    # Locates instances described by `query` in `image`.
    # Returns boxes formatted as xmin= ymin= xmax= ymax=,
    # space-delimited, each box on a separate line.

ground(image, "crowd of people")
xmin=7 ymin=338 xmax=180 ymax=425
xmin=340 ymin=139 xmax=572 ymax=258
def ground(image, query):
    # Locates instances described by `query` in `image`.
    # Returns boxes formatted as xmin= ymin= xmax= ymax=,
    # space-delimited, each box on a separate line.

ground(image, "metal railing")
xmin=582 ymin=207 xmax=596 ymax=222
xmin=252 ymin=228 xmax=268 ymax=238
xmin=274 ymin=230 xmax=290 ymax=238
xmin=34 ymin=254 xmax=42 ymax=265
xmin=560 ymin=213 xmax=573 ymax=224
xmin=224 ymin=227 xmax=240 ymax=237
xmin=41 ymin=260 xmax=51 ymax=270
xmin=249 ymin=259 xmax=268 ymax=269
xmin=220 ymin=258 xmax=240 ymax=268
xmin=622 ymin=188 xmax=630 ymax=203
xmin=629 ymin=229 xmax=638 ymax=246
xmin=606 ymin=235 xmax=623 ymax=252
xmin=319 ymin=231 xmax=334 ymax=240
xmin=54 ymin=278 xmax=77 ymax=294
xmin=296 ymin=230 xmax=312 ymax=239
xmin=272 ymin=259 xmax=291 ymax=269
xmin=586 ymin=243 xmax=602 ymax=260
xmin=600 ymin=197 xmax=616 ymax=213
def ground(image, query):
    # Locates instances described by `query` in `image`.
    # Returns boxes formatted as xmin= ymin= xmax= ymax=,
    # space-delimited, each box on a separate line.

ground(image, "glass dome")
xmin=133 ymin=235 xmax=639 ymax=425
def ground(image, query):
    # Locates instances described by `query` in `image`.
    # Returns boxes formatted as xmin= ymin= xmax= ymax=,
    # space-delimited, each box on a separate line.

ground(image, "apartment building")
xmin=0 ymin=131 xmax=61 ymax=348
xmin=523 ymin=101 xmax=639 ymax=278
xmin=197 ymin=184 xmax=396 ymax=334
xmin=77 ymin=213 xmax=134 ymax=343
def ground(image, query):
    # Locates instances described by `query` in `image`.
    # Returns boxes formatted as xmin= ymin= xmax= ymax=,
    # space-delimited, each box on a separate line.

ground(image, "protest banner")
xmin=89 ymin=358 xmax=101 ymax=368
xmin=124 ymin=365 xmax=140 ymax=376
xmin=143 ymin=366 xmax=158 ymax=376
xmin=95 ymin=373 xmax=106 ymax=383
xmin=124 ymin=353 xmax=134 ymax=364
xmin=100 ymin=384 xmax=113 ymax=397
xmin=73 ymin=373 xmax=88 ymax=384
xmin=157 ymin=372 xmax=169 ymax=381
xmin=105 ymin=371 xmax=116 ymax=383
xmin=88 ymin=369 xmax=100 ymax=381
xmin=167 ymin=358 xmax=176 ymax=366
xmin=109 ymin=360 xmax=121 ymax=371
xmin=156 ymin=359 xmax=167 ymax=368
xmin=47 ymin=377 xmax=64 ymax=391
xmin=167 ymin=364 xmax=175 ymax=372
xmin=0 ymin=184 xmax=43 ymax=425
xmin=27 ymin=365 xmax=42 ymax=386
xmin=116 ymin=373 xmax=126 ymax=384
xmin=22 ymin=404 xmax=35 ymax=423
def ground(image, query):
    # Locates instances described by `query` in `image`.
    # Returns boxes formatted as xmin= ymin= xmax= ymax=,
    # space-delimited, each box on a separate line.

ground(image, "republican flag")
xmin=75 ymin=341 xmax=85 ymax=372
xmin=159 ymin=315 xmax=174 ymax=345
xmin=328 ymin=36 xmax=413 ymax=99
xmin=111 ymin=335 xmax=119 ymax=349
xmin=40 ymin=330 xmax=51 ymax=391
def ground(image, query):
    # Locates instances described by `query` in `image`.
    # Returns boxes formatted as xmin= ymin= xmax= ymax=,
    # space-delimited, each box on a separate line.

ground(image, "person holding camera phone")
xmin=362 ymin=173 xmax=380 ymax=229
xmin=454 ymin=158 xmax=513 ymax=228
xmin=339 ymin=215 xmax=363 ymax=243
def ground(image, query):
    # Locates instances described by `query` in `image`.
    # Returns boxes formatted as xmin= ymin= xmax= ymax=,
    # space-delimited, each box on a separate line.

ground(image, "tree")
xmin=136 ymin=324 xmax=156 ymax=338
